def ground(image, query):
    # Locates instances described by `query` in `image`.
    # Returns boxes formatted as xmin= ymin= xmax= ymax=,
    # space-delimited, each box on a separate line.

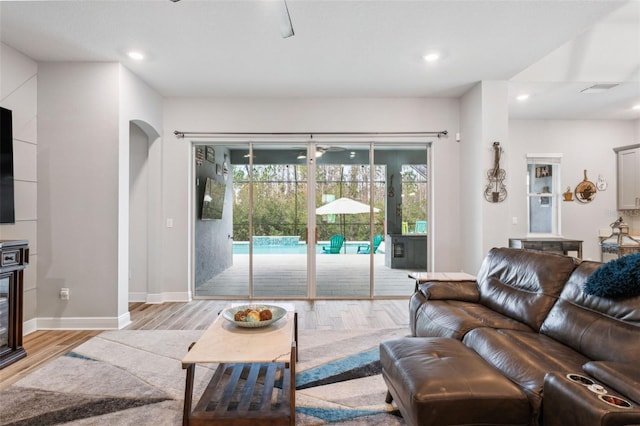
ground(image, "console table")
xmin=508 ymin=237 xmax=582 ymax=259
xmin=0 ymin=240 xmax=29 ymax=369
xmin=408 ymin=272 xmax=476 ymax=292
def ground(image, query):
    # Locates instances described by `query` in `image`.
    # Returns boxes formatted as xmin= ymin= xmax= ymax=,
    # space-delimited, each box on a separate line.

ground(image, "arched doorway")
xmin=129 ymin=120 xmax=160 ymax=303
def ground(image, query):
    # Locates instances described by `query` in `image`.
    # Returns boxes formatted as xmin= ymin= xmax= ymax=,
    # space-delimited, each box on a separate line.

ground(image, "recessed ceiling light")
xmin=516 ymin=94 xmax=530 ymax=101
xmin=423 ymin=52 xmax=440 ymax=62
xmin=128 ymin=51 xmax=145 ymax=61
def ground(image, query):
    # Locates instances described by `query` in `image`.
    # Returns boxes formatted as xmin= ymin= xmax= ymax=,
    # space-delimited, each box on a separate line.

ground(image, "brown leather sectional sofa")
xmin=381 ymin=247 xmax=640 ymax=426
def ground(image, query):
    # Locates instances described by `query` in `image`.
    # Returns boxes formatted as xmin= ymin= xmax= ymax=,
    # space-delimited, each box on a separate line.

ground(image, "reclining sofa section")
xmin=384 ymin=247 xmax=640 ymax=426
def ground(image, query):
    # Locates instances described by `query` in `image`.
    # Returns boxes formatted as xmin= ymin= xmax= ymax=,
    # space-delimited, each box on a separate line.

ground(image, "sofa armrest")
xmin=583 ymin=361 xmax=640 ymax=405
xmin=543 ymin=372 xmax=640 ymax=426
xmin=417 ymin=281 xmax=480 ymax=302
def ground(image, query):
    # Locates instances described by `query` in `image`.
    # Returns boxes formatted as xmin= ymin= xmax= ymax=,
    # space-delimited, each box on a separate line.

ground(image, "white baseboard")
xmin=118 ymin=311 xmax=131 ymax=329
xmin=145 ymin=291 xmax=191 ymax=304
xmin=128 ymin=292 xmax=147 ymax=302
xmin=28 ymin=293 xmax=191 ymax=331
xmin=23 ymin=318 xmax=38 ymax=335
xmin=36 ymin=316 xmax=123 ymax=330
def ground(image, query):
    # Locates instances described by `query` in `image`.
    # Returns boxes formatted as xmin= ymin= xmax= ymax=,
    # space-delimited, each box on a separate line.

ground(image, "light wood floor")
xmin=0 ymin=298 xmax=409 ymax=391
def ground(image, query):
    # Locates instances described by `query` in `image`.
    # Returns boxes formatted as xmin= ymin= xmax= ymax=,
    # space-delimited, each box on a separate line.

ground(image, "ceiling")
xmin=1 ymin=0 xmax=639 ymax=120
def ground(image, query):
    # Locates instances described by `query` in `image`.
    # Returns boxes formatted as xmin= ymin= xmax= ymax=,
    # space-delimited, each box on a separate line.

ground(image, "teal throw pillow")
xmin=583 ymin=253 xmax=640 ymax=298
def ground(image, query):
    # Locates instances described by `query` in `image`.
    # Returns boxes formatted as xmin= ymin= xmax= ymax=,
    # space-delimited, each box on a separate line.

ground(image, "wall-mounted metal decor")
xmin=205 ymin=146 xmax=215 ymax=163
xmin=563 ymin=186 xmax=574 ymax=202
xmin=596 ymin=174 xmax=608 ymax=191
xmin=195 ymin=146 xmax=205 ymax=166
xmin=574 ymin=170 xmax=597 ymax=203
xmin=484 ymin=141 xmax=507 ymax=203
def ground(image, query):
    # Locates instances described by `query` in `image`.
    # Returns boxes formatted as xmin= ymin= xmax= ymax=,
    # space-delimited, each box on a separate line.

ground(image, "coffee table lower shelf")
xmin=183 ymin=346 xmax=296 ymax=426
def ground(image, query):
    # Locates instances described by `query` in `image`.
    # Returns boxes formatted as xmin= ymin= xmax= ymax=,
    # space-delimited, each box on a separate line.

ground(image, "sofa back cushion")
xmin=477 ymin=248 xmax=578 ymax=331
xmin=540 ymin=261 xmax=640 ymax=363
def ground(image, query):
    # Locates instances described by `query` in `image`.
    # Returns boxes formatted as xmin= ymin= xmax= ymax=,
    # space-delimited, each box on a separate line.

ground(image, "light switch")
xmin=166 ymin=218 xmax=174 ymax=228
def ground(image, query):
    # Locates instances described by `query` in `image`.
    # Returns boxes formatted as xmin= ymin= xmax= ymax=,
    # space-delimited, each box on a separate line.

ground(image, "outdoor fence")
xmin=232 ymin=222 xmax=385 ymax=242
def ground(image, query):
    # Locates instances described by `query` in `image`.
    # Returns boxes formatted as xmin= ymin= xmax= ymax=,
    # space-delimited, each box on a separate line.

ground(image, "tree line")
xmin=232 ymin=163 xmax=426 ymax=242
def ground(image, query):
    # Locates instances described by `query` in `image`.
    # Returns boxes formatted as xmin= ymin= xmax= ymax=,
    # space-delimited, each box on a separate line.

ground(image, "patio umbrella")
xmin=316 ymin=198 xmax=380 ymax=251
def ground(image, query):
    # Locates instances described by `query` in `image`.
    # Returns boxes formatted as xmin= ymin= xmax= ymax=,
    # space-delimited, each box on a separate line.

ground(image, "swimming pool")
xmin=233 ymin=241 xmax=368 ymax=255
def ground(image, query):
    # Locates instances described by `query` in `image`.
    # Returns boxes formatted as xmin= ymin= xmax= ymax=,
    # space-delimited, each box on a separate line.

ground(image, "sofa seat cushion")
xmin=463 ymin=327 xmax=589 ymax=415
xmin=414 ymin=299 xmax=533 ymax=339
xmin=380 ymin=337 xmax=530 ymax=426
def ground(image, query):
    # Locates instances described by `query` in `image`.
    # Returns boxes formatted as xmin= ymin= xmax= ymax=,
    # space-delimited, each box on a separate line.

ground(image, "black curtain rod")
xmin=173 ymin=130 xmax=448 ymax=139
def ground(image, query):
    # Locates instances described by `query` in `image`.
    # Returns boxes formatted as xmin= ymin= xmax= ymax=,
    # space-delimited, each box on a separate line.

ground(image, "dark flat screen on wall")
xmin=201 ymin=177 xmax=225 ymax=220
xmin=0 ymin=107 xmax=15 ymax=224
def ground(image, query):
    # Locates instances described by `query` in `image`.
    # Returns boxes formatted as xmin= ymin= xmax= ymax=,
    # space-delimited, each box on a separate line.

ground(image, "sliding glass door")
xmin=249 ymin=145 xmax=308 ymax=298
xmin=193 ymin=144 xmax=246 ymax=297
xmin=314 ymin=144 xmax=382 ymax=297
xmin=194 ymin=143 xmax=309 ymax=298
xmin=373 ymin=144 xmax=429 ymax=296
xmin=193 ymin=141 xmax=430 ymax=299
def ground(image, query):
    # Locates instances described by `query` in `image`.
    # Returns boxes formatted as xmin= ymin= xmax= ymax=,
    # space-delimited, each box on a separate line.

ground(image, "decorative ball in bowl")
xmin=222 ymin=304 xmax=286 ymax=328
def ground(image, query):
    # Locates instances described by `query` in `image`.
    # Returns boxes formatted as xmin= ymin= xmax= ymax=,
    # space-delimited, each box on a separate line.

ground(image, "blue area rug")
xmin=0 ymin=328 xmax=408 ymax=425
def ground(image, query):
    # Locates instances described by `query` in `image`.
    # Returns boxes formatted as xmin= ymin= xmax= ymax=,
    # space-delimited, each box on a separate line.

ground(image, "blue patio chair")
xmin=322 ymin=234 xmax=345 ymax=254
xmin=357 ymin=234 xmax=384 ymax=254
xmin=415 ymin=220 xmax=427 ymax=233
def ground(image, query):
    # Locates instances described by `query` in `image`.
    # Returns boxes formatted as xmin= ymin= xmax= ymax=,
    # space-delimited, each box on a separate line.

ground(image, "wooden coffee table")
xmin=182 ymin=304 xmax=297 ymax=425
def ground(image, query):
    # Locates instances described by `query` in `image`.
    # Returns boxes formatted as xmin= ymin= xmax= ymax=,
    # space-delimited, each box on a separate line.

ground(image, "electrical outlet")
xmin=60 ymin=288 xmax=70 ymax=300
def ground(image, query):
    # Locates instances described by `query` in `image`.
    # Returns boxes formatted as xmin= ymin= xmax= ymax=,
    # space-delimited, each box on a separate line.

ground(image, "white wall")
xmin=459 ymin=81 xmax=510 ymax=274
xmin=36 ymin=63 xmax=162 ymax=329
xmin=129 ymin=122 xmax=149 ymax=301
xmin=0 ymin=43 xmax=38 ymax=330
xmin=162 ymin=97 xmax=462 ymax=292
xmin=462 ymin=86 xmax=638 ymax=267
xmin=460 ymin=84 xmax=484 ymax=273
xmin=118 ymin=65 xmax=162 ymax=314
xmin=509 ymin=119 xmax=637 ymax=261
xmin=37 ymin=62 xmax=121 ymax=328
xmin=480 ymin=82 xmax=510 ymax=257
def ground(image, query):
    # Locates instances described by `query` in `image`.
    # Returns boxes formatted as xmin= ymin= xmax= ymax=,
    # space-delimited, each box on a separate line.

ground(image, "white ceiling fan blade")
xmin=170 ymin=0 xmax=294 ymax=39
xmin=279 ymin=0 xmax=295 ymax=38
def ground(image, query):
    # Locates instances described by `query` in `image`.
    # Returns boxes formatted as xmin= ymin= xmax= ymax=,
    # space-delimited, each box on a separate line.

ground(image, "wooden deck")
xmin=197 ymin=252 xmax=420 ymax=298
